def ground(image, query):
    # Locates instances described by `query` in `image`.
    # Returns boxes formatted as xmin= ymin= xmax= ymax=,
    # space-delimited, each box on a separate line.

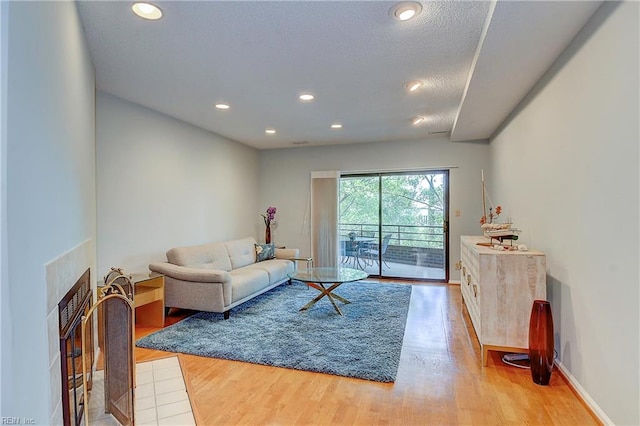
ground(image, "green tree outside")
xmin=339 ymin=173 xmax=445 ymax=248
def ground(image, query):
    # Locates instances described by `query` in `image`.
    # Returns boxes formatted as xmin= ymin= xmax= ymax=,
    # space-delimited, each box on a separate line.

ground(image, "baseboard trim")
xmin=448 ymin=280 xmax=461 ymax=285
xmin=555 ymin=360 xmax=612 ymax=425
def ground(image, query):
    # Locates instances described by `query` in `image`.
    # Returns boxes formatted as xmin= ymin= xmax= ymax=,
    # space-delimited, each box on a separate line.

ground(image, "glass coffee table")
xmin=288 ymin=267 xmax=368 ymax=315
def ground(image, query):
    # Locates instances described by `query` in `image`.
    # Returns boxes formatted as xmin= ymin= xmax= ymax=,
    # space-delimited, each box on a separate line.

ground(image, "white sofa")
xmin=149 ymin=237 xmax=299 ymax=319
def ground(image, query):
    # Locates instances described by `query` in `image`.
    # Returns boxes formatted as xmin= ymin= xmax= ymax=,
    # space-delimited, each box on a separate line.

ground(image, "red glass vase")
xmin=265 ymin=224 xmax=271 ymax=244
xmin=529 ymin=300 xmax=554 ymax=385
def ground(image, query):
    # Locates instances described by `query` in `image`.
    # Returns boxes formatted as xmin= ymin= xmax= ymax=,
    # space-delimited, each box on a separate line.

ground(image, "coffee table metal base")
xmin=300 ymin=282 xmax=350 ymax=315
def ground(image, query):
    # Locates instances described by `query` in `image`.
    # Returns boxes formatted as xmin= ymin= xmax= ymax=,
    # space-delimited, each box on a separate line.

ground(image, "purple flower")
xmin=261 ymin=206 xmax=277 ymax=226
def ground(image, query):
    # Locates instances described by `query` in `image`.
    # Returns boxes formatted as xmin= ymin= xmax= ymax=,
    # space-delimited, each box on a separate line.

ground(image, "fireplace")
xmin=58 ymin=268 xmax=93 ymax=426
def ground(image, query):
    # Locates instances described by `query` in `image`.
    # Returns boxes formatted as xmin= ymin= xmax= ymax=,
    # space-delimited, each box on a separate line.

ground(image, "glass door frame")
xmin=339 ymin=169 xmax=449 ymax=283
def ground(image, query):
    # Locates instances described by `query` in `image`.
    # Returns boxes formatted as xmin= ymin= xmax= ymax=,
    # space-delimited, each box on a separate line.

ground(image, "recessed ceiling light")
xmin=390 ymin=2 xmax=422 ymax=21
xmin=299 ymin=93 xmax=315 ymax=101
xmin=405 ymin=80 xmax=424 ymax=92
xmin=330 ymin=124 xmax=343 ymax=129
xmin=411 ymin=116 xmax=426 ymax=126
xmin=132 ymin=2 xmax=163 ymax=20
xmin=265 ymin=129 xmax=276 ymax=135
xmin=215 ymin=103 xmax=230 ymax=110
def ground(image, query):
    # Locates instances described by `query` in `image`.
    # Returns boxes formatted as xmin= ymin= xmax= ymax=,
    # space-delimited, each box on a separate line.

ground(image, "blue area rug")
xmin=136 ymin=281 xmax=412 ymax=382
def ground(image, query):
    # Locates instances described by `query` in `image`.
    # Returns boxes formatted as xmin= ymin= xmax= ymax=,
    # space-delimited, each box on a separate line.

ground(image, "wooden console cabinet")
xmin=460 ymin=236 xmax=546 ymax=366
xmin=130 ymin=273 xmax=165 ymax=328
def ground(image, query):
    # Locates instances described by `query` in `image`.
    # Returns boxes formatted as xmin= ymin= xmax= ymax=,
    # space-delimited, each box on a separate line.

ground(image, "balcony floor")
xmin=340 ymin=256 xmax=446 ymax=281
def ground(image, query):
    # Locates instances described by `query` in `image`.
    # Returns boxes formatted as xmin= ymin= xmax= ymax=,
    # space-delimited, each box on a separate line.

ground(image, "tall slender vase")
xmin=529 ymin=300 xmax=554 ymax=385
xmin=265 ymin=224 xmax=271 ymax=244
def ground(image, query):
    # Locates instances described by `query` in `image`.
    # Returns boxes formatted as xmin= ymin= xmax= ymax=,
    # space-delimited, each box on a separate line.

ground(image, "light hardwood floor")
xmin=134 ymin=281 xmax=600 ymax=425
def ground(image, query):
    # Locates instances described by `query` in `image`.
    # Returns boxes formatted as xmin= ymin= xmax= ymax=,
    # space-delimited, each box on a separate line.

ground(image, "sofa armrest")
xmin=275 ymin=248 xmax=299 ymax=259
xmin=148 ymin=262 xmax=231 ymax=283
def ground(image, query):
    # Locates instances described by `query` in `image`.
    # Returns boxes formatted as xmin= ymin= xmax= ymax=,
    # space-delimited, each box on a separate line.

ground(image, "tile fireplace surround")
xmin=45 ymin=239 xmax=95 ymax=426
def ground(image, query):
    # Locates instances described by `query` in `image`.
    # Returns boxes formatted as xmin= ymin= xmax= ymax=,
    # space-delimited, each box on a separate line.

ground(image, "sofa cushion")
xmin=225 ymin=237 xmax=257 ymax=269
xmin=244 ymin=259 xmax=293 ymax=284
xmin=166 ymin=242 xmax=232 ymax=271
xmin=229 ymin=268 xmax=269 ymax=302
xmin=255 ymin=243 xmax=276 ymax=262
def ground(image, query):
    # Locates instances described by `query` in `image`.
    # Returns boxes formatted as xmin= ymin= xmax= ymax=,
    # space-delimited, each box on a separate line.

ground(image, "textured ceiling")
xmin=77 ymin=1 xmax=601 ymax=150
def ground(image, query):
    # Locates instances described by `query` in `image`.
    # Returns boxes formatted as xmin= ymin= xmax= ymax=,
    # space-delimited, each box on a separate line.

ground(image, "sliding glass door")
xmin=339 ymin=170 xmax=448 ymax=281
xmin=339 ymin=176 xmax=379 ymax=272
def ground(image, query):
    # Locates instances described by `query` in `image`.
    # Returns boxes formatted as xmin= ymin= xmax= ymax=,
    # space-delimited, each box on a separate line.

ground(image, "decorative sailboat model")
xmin=480 ymin=170 xmax=521 ymax=244
xmin=483 ymin=223 xmax=520 ymax=238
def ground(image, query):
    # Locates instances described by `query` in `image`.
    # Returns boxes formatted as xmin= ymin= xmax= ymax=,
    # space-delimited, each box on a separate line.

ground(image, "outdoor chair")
xmin=363 ymin=234 xmax=392 ymax=268
xmin=341 ymin=239 xmax=360 ymax=267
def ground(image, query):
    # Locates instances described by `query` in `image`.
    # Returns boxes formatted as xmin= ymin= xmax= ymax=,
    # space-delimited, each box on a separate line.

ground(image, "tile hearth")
xmin=89 ymin=356 xmax=195 ymax=426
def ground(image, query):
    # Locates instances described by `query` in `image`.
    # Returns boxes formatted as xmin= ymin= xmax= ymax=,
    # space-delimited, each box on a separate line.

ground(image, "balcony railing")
xmin=339 ymin=222 xmax=444 ymax=248
xmin=339 ymin=222 xmax=445 ymax=269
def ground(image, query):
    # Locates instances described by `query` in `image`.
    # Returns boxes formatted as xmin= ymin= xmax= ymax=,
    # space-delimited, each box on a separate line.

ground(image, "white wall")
xmin=258 ymin=137 xmax=490 ymax=278
xmin=490 ymin=2 xmax=639 ymax=424
xmin=0 ymin=0 xmax=8 ymax=415
xmin=3 ymin=1 xmax=96 ymax=422
xmin=96 ymin=92 xmax=260 ymax=274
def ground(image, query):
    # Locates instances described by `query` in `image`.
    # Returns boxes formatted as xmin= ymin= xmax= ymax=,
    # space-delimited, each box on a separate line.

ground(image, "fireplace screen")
xmin=81 ymin=268 xmax=135 ymax=426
